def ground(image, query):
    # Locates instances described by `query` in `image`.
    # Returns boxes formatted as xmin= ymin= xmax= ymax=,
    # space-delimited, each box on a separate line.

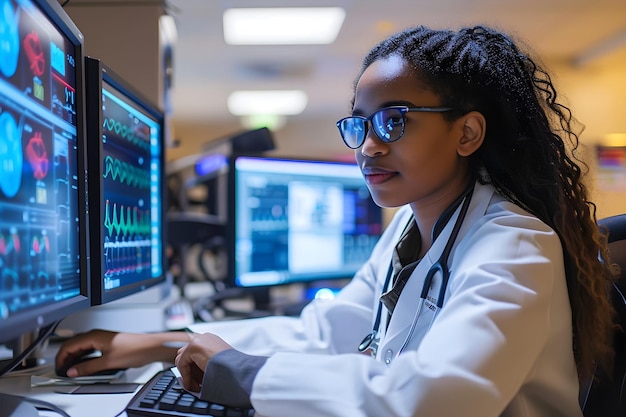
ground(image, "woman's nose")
xmin=360 ymin=129 xmax=388 ymax=157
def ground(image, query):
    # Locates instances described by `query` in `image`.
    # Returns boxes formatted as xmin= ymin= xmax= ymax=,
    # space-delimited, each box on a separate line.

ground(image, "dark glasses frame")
xmin=336 ymin=105 xmax=454 ymax=149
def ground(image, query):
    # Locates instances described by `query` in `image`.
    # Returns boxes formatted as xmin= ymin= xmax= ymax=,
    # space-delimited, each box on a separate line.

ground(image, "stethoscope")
xmin=358 ymin=184 xmax=474 ymax=358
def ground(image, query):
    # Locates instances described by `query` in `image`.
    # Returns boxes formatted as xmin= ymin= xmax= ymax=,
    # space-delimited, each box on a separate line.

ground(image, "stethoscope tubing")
xmin=358 ymin=263 xmax=394 ymax=354
xmin=397 ymin=188 xmax=473 ymax=355
xmin=359 ymin=184 xmax=474 ymax=358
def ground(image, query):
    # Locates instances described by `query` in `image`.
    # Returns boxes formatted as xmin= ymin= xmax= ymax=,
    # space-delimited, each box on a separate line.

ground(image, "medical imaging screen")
xmin=0 ymin=0 xmax=83 ymax=319
xmin=233 ymin=157 xmax=383 ymax=287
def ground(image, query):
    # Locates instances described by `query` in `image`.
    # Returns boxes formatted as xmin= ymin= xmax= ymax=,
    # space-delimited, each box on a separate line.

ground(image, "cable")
xmin=0 ymin=321 xmax=59 ymax=376
xmin=113 ymin=407 xmax=127 ymax=417
xmin=196 ymin=236 xmax=226 ymax=285
xmin=27 ymin=397 xmax=72 ymax=417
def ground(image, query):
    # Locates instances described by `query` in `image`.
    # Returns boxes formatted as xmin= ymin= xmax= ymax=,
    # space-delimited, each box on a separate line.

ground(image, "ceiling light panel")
xmin=227 ymin=90 xmax=308 ymax=115
xmin=223 ymin=7 xmax=346 ymax=45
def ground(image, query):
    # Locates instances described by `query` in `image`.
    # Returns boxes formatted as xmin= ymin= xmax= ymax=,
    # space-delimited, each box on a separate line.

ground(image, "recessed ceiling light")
xmin=227 ymin=90 xmax=308 ymax=116
xmin=223 ymin=7 xmax=346 ymax=45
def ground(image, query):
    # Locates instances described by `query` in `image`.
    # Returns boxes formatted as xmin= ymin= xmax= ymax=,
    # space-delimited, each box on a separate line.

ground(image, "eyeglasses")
xmin=336 ymin=106 xmax=454 ymax=149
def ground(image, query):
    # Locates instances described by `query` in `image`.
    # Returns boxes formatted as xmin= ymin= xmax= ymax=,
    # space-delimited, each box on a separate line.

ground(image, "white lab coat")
xmin=195 ymin=180 xmax=582 ymax=417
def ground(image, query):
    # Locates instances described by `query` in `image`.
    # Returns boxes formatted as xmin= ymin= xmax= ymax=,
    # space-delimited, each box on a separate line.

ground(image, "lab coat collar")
xmin=376 ymin=181 xmax=496 ymax=362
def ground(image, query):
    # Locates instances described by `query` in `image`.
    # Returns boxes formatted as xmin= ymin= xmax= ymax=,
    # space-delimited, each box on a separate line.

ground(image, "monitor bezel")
xmin=0 ymin=0 xmax=91 ymax=344
xmin=84 ymin=57 xmax=167 ymax=306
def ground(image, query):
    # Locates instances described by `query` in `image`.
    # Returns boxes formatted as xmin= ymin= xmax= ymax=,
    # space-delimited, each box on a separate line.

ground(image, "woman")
xmin=56 ymin=25 xmax=616 ymax=417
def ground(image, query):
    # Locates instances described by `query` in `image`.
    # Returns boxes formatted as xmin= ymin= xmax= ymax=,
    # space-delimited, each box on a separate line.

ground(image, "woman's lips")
xmin=362 ymin=167 xmax=398 ymax=185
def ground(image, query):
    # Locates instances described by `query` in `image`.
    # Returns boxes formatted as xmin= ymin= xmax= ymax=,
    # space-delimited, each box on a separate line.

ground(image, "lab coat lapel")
xmin=376 ymin=216 xmax=454 ymax=361
xmin=376 ymin=182 xmax=494 ymax=363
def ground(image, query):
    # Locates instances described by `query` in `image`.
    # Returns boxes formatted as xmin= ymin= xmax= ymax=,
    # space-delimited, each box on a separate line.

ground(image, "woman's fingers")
xmin=175 ymin=332 xmax=234 ymax=392
xmin=176 ymin=344 xmax=201 ymax=392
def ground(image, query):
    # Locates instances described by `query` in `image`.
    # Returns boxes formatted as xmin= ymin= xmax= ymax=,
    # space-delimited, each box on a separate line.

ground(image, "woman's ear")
xmin=457 ymin=111 xmax=486 ymax=157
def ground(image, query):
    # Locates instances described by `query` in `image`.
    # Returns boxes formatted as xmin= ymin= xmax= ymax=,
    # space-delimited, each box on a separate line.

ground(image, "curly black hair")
xmin=354 ymin=25 xmax=617 ymax=380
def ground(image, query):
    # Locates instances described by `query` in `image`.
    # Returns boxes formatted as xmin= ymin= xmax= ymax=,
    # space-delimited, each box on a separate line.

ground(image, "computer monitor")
xmin=84 ymin=57 xmax=166 ymax=305
xmin=228 ymin=156 xmax=382 ymax=295
xmin=0 ymin=0 xmax=90 ymax=345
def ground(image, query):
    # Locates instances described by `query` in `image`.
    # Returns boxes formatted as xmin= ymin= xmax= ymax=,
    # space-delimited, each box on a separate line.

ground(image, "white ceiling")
xmin=164 ymin=0 xmax=626 ymax=158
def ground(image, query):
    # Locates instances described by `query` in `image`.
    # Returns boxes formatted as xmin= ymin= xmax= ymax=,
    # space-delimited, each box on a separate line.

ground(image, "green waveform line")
xmin=103 ymin=118 xmax=150 ymax=150
xmin=103 ymin=200 xmax=151 ymax=237
xmin=103 ymin=155 xmax=151 ymax=189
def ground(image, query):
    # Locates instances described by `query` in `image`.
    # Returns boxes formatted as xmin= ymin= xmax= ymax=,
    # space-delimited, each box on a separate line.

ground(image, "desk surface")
xmin=0 ymin=361 xmax=165 ymax=417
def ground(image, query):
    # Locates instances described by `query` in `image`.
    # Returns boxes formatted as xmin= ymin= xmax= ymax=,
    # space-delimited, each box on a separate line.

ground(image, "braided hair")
xmin=355 ymin=25 xmax=616 ymax=380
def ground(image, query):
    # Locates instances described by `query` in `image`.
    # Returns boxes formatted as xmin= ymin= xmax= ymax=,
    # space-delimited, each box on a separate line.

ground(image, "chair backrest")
xmin=580 ymin=214 xmax=626 ymax=417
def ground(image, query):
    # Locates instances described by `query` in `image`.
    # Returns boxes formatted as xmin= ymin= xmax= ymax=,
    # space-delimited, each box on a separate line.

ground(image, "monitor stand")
xmin=58 ymin=277 xmax=175 ymax=334
xmin=247 ymin=287 xmax=271 ymax=312
xmin=0 ymin=393 xmax=39 ymax=417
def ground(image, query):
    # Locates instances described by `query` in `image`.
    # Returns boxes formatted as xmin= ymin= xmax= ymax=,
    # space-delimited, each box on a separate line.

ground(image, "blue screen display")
xmin=233 ymin=157 xmax=382 ymax=287
xmin=100 ymin=81 xmax=163 ymax=293
xmin=0 ymin=0 xmax=84 ymax=322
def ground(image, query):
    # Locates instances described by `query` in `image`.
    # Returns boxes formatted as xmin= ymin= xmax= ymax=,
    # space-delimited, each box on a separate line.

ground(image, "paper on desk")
xmin=31 ymin=370 xmax=117 ymax=387
xmin=31 ymin=374 xmax=81 ymax=387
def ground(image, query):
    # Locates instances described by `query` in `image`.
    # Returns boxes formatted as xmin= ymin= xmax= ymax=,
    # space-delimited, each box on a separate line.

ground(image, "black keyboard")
xmin=125 ymin=368 xmax=255 ymax=417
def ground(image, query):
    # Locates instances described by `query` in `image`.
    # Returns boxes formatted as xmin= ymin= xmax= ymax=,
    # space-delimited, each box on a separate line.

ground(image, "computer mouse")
xmin=55 ymin=350 xmax=125 ymax=378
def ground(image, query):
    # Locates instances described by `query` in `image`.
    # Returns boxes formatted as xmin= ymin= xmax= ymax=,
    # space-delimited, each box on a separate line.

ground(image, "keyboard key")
xmin=191 ymin=400 xmax=211 ymax=414
xmin=209 ymin=403 xmax=226 ymax=416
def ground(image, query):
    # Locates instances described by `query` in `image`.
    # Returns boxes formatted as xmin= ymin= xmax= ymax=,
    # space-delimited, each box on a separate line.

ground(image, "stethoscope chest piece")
xmin=358 ymin=331 xmax=380 ymax=357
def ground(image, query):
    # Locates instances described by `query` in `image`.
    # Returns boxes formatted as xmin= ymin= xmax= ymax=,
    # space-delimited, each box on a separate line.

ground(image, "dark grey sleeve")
xmin=199 ymin=349 xmax=268 ymax=408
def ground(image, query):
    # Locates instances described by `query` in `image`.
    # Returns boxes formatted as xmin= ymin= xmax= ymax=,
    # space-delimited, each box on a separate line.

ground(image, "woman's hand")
xmin=174 ymin=332 xmax=233 ymax=392
xmin=55 ymin=329 xmax=188 ymax=377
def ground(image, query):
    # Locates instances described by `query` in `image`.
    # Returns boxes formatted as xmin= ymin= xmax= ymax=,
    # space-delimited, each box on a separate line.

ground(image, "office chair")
xmin=580 ymin=214 xmax=626 ymax=417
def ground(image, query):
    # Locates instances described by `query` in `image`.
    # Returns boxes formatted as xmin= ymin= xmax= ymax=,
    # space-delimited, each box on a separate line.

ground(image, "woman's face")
xmin=352 ymin=55 xmax=470 ymax=212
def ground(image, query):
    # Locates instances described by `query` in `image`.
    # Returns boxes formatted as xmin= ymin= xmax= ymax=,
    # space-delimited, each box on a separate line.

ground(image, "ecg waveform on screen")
xmin=103 ymin=200 xmax=151 ymax=238
xmin=103 ymin=117 xmax=150 ymax=150
xmin=103 ymin=155 xmax=151 ymax=189
xmin=102 ymin=200 xmax=152 ymax=277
